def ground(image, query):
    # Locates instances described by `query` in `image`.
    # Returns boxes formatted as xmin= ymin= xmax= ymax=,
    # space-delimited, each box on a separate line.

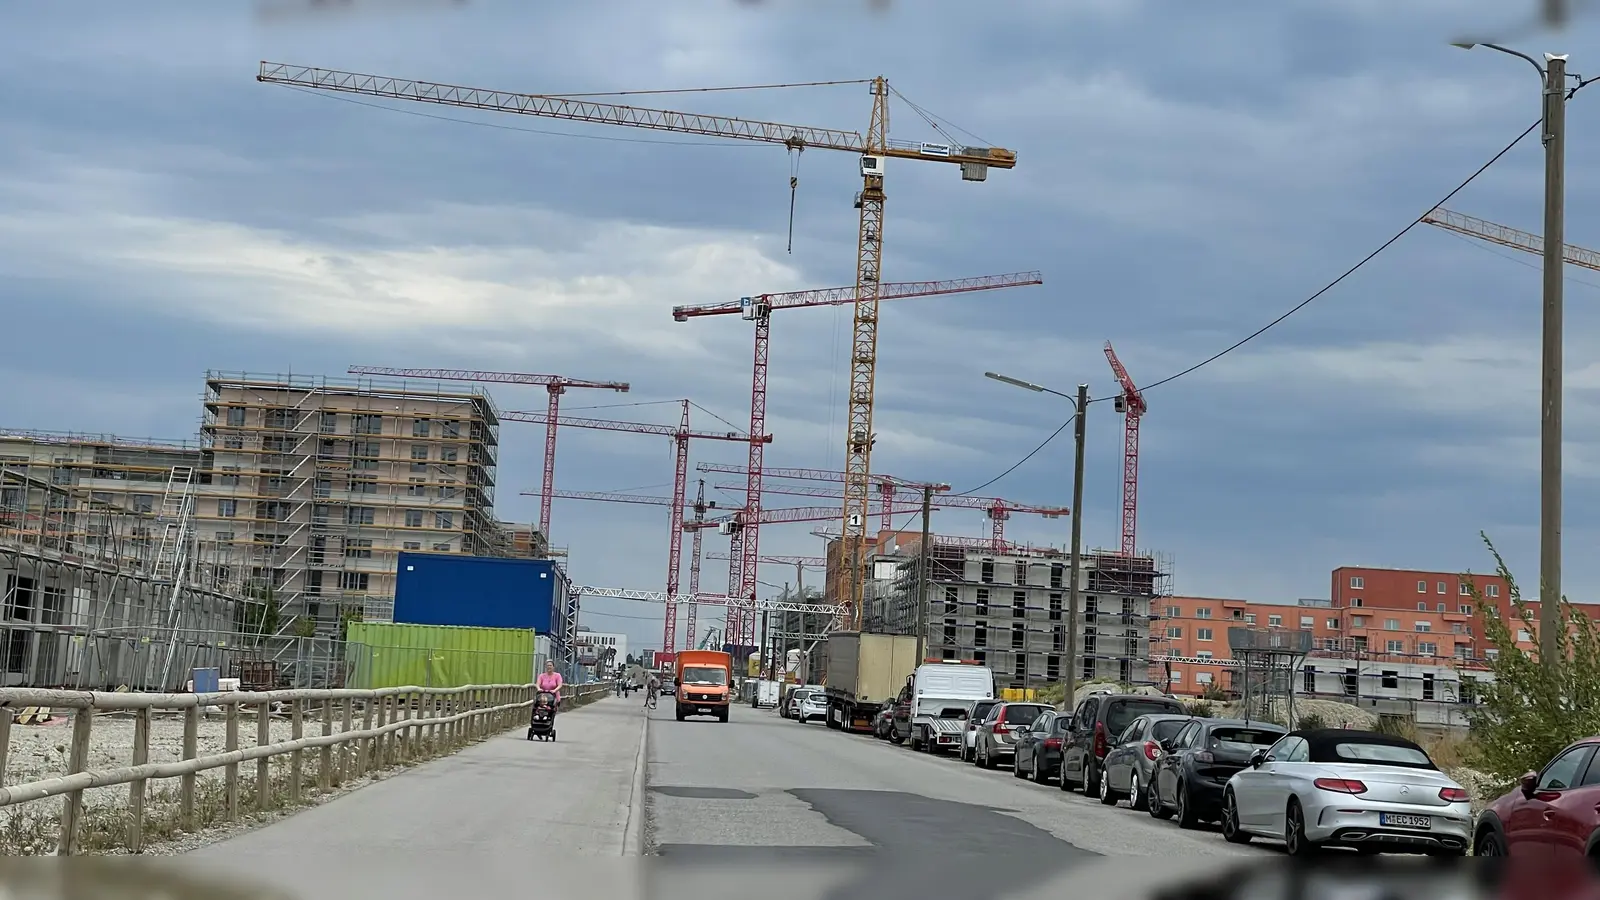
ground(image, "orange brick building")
xmin=1152 ymin=566 xmax=1536 ymax=699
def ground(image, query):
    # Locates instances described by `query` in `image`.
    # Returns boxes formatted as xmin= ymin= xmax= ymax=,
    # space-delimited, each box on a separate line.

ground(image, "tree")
xmin=236 ymin=584 xmax=280 ymax=640
xmin=1465 ymin=535 xmax=1600 ymax=786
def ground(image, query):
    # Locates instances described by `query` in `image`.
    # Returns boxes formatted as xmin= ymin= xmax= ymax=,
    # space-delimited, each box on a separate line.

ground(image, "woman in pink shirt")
xmin=536 ymin=661 xmax=564 ymax=709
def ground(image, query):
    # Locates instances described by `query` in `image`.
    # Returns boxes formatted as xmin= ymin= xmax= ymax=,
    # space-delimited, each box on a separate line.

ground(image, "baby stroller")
xmin=526 ymin=690 xmax=559 ymax=742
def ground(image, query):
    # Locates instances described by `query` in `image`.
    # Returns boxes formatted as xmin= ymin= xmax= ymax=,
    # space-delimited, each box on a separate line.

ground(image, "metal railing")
xmin=0 ymin=681 xmax=611 ymax=855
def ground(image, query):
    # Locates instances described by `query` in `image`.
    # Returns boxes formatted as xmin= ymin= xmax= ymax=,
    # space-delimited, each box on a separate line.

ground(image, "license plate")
xmin=1380 ymin=813 xmax=1432 ymax=829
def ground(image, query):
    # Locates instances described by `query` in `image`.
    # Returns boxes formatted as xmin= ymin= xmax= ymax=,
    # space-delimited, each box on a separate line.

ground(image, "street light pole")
xmin=915 ymin=484 xmax=933 ymax=664
xmin=1453 ymin=42 xmax=1570 ymax=666
xmin=1539 ymin=53 xmax=1567 ymax=664
xmin=1065 ymin=384 xmax=1088 ymax=709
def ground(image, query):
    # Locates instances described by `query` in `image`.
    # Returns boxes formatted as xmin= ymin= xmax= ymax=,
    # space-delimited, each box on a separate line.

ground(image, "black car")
xmin=872 ymin=701 xmax=897 ymax=739
xmin=1149 ymin=718 xmax=1286 ymax=827
xmin=1098 ymin=713 xmax=1194 ymax=810
xmin=1011 ymin=709 xmax=1073 ymax=784
xmin=1059 ymin=692 xmax=1188 ymax=796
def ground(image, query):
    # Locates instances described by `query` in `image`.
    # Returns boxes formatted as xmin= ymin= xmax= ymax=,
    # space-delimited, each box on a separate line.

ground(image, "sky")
xmin=4 ymin=0 xmax=1600 ymax=653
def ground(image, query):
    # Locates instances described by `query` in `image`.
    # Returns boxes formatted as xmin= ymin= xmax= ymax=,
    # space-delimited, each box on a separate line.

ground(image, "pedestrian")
xmin=645 ymin=671 xmax=660 ymax=709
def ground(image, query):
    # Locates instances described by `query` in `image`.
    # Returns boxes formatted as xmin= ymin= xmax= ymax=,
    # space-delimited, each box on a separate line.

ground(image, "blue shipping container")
xmin=393 ymin=553 xmax=566 ymax=632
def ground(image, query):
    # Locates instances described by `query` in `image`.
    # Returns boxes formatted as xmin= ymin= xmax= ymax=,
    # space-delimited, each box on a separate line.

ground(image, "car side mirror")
xmin=1249 ymin=749 xmax=1266 ymax=768
xmin=1520 ymin=771 xmax=1540 ymax=799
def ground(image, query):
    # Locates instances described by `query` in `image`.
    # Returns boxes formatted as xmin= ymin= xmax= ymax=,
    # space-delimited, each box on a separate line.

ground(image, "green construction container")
xmin=345 ymin=622 xmax=539 ymax=689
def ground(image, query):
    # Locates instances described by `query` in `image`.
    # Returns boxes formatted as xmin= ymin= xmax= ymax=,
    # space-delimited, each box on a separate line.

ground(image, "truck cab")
xmin=673 ymin=650 xmax=733 ymax=722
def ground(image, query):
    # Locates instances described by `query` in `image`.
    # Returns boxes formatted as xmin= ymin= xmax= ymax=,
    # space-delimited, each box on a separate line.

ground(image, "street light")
xmin=1454 ymin=41 xmax=1569 ymax=667
xmin=987 ymin=370 xmax=1088 ymax=708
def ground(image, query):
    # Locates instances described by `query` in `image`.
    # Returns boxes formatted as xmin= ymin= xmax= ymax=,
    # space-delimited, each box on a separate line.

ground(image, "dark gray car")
xmin=1098 ymin=713 xmax=1195 ymax=810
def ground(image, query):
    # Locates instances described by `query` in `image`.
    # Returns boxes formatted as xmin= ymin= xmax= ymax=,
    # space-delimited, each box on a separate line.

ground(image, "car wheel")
xmin=1148 ymin=779 xmax=1172 ymax=820
xmin=1174 ymin=781 xmax=1199 ymax=829
xmin=1283 ymin=799 xmax=1318 ymax=857
xmin=1012 ymin=753 xmax=1026 ymax=778
xmin=1220 ymin=790 xmax=1250 ymax=843
xmin=1098 ymin=767 xmax=1118 ymax=805
xmin=1058 ymin=761 xmax=1075 ymax=792
xmin=1130 ymin=772 xmax=1148 ymax=811
xmin=1082 ymin=762 xmax=1101 ymax=797
xmin=1474 ymin=827 xmax=1507 ymax=857
xmin=1032 ymin=755 xmax=1048 ymax=785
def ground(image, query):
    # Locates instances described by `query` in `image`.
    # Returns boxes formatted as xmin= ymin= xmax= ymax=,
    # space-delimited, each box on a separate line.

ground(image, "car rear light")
xmin=1142 ymin=740 xmax=1161 ymax=761
xmin=1314 ymin=778 xmax=1367 ymax=794
xmin=1093 ymin=721 xmax=1107 ymax=758
xmin=1044 ymin=737 xmax=1062 ymax=750
xmin=1439 ymin=787 xmax=1470 ymax=803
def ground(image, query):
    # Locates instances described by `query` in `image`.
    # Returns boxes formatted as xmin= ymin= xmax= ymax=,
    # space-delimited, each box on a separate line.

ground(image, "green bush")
xmin=1295 ymin=711 xmax=1328 ymax=731
xmin=1465 ymin=535 xmax=1600 ymax=785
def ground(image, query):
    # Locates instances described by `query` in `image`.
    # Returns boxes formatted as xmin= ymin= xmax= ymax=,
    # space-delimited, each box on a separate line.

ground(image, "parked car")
xmin=959 ymin=699 xmax=1001 ymax=762
xmin=973 ymin=702 xmax=1050 ymax=769
xmin=872 ymin=701 xmax=898 ymax=740
xmin=1474 ymin=734 xmax=1600 ymax=857
xmin=1059 ymin=692 xmax=1188 ymax=796
xmin=783 ymin=685 xmax=822 ymax=719
xmin=796 ymin=691 xmax=829 ymax=724
xmin=1220 ymin=728 xmax=1472 ymax=856
xmin=1098 ymin=713 xmax=1195 ymax=810
xmin=1011 ymin=709 xmax=1073 ymax=784
xmin=1148 ymin=718 xmax=1286 ymax=826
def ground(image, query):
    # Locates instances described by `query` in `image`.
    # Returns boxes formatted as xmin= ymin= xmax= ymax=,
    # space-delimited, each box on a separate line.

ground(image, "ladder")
xmin=150 ymin=466 xmax=196 ymax=581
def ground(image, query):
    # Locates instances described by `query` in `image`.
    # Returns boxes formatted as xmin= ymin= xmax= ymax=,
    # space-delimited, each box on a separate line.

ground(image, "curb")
xmin=622 ymin=702 xmax=650 ymax=856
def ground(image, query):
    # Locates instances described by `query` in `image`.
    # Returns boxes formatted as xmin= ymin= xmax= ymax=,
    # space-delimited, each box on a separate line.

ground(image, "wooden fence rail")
xmin=0 ymin=681 xmax=612 ymax=855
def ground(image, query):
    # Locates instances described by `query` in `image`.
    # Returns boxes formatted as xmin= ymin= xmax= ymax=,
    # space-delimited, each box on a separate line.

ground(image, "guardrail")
xmin=0 ymin=681 xmax=612 ymax=855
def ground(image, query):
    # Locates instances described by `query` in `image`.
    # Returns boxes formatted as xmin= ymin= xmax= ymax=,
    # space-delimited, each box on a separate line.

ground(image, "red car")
xmin=1476 ymin=736 xmax=1600 ymax=857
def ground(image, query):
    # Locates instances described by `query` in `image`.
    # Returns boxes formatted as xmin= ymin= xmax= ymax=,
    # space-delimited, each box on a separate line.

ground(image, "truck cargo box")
xmin=822 ymin=632 xmax=920 ymax=731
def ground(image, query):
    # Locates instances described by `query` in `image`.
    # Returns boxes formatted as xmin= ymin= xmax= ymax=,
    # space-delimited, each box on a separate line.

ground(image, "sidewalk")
xmin=186 ymin=696 xmax=649 ymax=896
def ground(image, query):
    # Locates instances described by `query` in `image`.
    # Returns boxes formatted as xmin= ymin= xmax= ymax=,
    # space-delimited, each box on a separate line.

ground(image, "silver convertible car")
xmin=1218 ymin=728 xmax=1472 ymax=856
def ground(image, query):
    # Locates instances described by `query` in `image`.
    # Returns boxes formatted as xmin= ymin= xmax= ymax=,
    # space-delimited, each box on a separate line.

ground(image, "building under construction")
xmin=840 ymin=529 xmax=1171 ymax=691
xmin=0 ymin=429 xmax=240 ymax=690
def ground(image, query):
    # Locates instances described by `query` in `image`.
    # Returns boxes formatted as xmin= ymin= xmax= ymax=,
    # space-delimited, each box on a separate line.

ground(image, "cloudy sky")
xmin=3 ymin=0 xmax=1599 ymax=652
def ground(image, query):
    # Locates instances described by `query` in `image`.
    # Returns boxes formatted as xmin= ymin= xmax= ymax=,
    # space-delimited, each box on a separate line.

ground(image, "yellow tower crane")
xmin=257 ymin=62 xmax=1017 ymax=627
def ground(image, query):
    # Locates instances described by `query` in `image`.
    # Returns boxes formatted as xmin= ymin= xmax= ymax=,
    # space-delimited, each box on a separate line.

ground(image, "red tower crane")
xmin=709 ymin=477 xmax=1067 ymax=551
xmin=345 ymin=366 xmax=628 ymax=540
xmin=674 ymin=271 xmax=1043 ymax=638
xmin=1102 ymin=341 xmax=1147 ymax=558
xmin=502 ymin=405 xmax=770 ymax=653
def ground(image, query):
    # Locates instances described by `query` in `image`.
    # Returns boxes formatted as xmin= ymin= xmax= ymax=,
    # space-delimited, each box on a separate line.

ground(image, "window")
xmin=1417 ymin=602 xmax=1427 ymax=611
xmin=1013 ymin=591 xmax=1026 ymax=618
xmin=1418 ymin=642 xmax=1437 ymax=656
xmin=1268 ymin=615 xmax=1282 ymax=627
xmin=1052 ymin=626 xmax=1065 ymax=652
xmin=1300 ymin=616 xmax=1313 ymax=628
xmin=218 ymin=499 xmax=237 ymax=518
xmin=226 ymin=406 xmax=246 ymax=427
xmin=975 ymin=588 xmax=989 ymax=616
xmin=1326 ymin=618 xmax=1339 ymax=630
xmin=440 ymin=446 xmax=459 ymax=463
xmin=1350 ymin=597 xmax=1363 ymax=608
xmin=1195 ymin=607 xmax=1212 ymax=619
xmin=434 ymin=512 xmax=454 ymax=529
xmin=1386 ymin=640 xmax=1403 ymax=653
xmin=1014 ymin=561 xmax=1027 ymax=585
xmin=1436 ymin=603 xmax=1446 ymax=613
xmin=1415 ymin=622 xmax=1432 ymax=632
xmin=1538 ymin=746 xmax=1596 ymax=791
xmin=346 ymin=507 xmax=375 ymax=526
xmin=1196 ymin=650 xmax=1212 ymax=659
xmin=432 ymin=542 xmax=452 ymax=552
xmin=344 ymin=539 xmax=372 ymax=559
xmin=1437 ymin=581 xmax=1446 ymax=594
xmin=411 ymin=445 xmax=429 ymax=461
xmin=1381 ymin=670 xmax=1399 ymax=690
xmin=974 ymin=625 xmax=987 ymax=648
xmin=214 ymin=531 xmax=234 ymax=544
xmin=320 ymin=412 xmax=337 ymax=432
xmin=1166 ymin=626 xmax=1182 ymax=639
xmin=1349 ymin=576 xmax=1364 ymax=589
xmin=1196 ymin=628 xmax=1213 ymax=641
xmin=1459 ymin=583 xmax=1471 ymax=596
xmin=1244 ymin=613 xmax=1256 ymax=625
xmin=1048 ymin=593 xmax=1062 ymax=621
xmin=1487 ymin=585 xmax=1500 ymax=598
xmin=944 ymin=586 xmax=959 ymax=615
xmin=413 ymin=418 xmax=431 ymax=437
xmin=1011 ymin=623 xmax=1025 ymax=649
xmin=339 ymin=571 xmax=370 ymax=592
xmin=350 ymin=478 xmax=377 ymax=494
xmin=1417 ymin=580 xmax=1427 ymax=593
xmin=1351 ymin=615 xmax=1366 ymax=628
xmin=1050 ymin=564 xmax=1064 ymax=589
xmin=1517 ymin=629 xmax=1531 ymax=643
xmin=403 ymin=510 xmax=423 ymax=528
xmin=1046 ymin=655 xmax=1060 ymax=679
xmin=1384 ymin=618 xmax=1399 ymax=631
xmin=1459 ymin=604 xmax=1473 ymax=615
xmin=409 ymin=480 xmax=428 ymax=497
xmin=980 ymin=561 xmax=994 ymax=584
xmin=1195 ymin=672 xmax=1213 ymax=685
xmin=352 ymin=414 xmax=383 ymax=435
xmin=442 ymin=420 xmax=461 ymax=438
xmin=1165 ymin=605 xmax=1181 ymax=618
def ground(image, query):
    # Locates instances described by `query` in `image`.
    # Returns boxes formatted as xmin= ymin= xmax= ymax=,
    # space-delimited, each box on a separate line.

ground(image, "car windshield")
xmin=682 ymin=666 xmax=726 ymax=685
xmin=1151 ymin=719 xmax=1188 ymax=742
xmin=1333 ymin=742 xmax=1434 ymax=767
xmin=1001 ymin=705 xmax=1047 ymax=726
xmin=1210 ymin=726 xmax=1283 ymax=750
xmin=791 ymin=690 xmax=812 ymax=702
xmin=1107 ymin=700 xmax=1183 ymax=736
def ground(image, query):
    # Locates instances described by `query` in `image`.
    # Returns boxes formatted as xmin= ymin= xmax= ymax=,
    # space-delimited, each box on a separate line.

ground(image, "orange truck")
xmin=673 ymin=649 xmax=733 ymax=722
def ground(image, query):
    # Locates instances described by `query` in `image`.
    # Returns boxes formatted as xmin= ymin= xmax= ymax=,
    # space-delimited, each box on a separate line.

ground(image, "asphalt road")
xmin=643 ymin=699 xmax=1274 ymax=898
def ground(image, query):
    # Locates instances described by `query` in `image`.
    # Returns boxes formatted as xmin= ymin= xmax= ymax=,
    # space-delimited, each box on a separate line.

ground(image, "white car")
xmin=796 ymin=691 xmax=829 ymax=724
xmin=1220 ymin=728 xmax=1472 ymax=857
